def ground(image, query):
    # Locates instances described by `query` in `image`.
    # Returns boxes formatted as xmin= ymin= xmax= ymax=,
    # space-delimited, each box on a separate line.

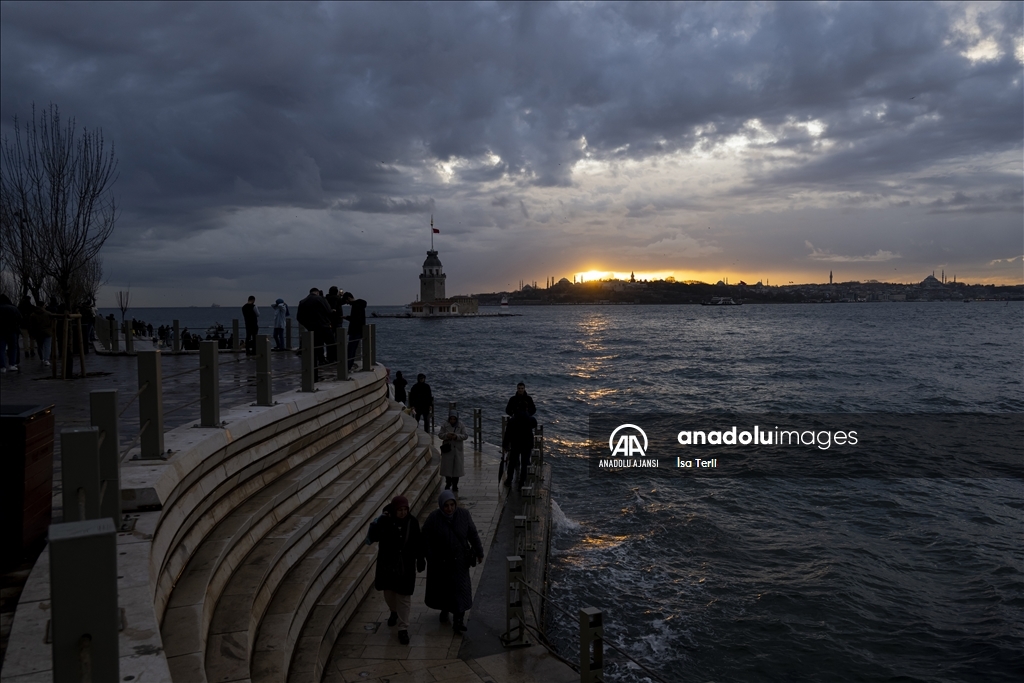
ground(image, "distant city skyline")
xmin=2 ymin=2 xmax=1020 ymax=306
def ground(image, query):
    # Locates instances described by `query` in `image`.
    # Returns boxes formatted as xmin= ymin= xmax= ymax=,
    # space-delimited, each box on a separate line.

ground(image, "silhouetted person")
xmin=342 ymin=291 xmax=367 ymax=371
xmin=393 ymin=371 xmax=408 ymax=406
xmin=502 ymin=408 xmax=537 ymax=489
xmin=505 ymin=382 xmax=537 ymax=417
xmin=242 ymin=296 xmax=260 ymax=356
xmin=296 ymin=287 xmax=334 ymax=365
xmin=408 ymin=373 xmax=433 ymax=433
xmin=364 ymin=495 xmax=424 ymax=646
xmin=421 ymin=491 xmax=483 ymax=634
xmin=0 ymin=294 xmax=22 ymax=373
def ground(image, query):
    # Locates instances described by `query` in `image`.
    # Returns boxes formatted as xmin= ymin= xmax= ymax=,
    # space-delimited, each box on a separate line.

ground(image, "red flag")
xmin=432 ymin=228 xmax=440 ymax=234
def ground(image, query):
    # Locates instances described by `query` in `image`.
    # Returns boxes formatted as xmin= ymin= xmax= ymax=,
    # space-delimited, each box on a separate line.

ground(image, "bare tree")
xmin=117 ymin=287 xmax=131 ymax=326
xmin=0 ymin=103 xmax=118 ymax=309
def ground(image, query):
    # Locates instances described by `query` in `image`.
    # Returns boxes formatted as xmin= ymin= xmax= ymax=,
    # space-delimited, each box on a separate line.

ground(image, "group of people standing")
xmin=0 ymin=293 xmax=85 ymax=372
xmin=237 ymin=288 xmax=368 ymax=369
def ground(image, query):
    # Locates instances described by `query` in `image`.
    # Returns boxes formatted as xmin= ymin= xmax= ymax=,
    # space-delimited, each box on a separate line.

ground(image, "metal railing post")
xmin=369 ymin=323 xmax=377 ymax=366
xmin=256 ymin=335 xmax=272 ymax=406
xmin=337 ymin=327 xmax=348 ymax=381
xmin=137 ymin=350 xmax=164 ymax=459
xmin=360 ymin=329 xmax=371 ymax=372
xmin=110 ymin=318 xmax=119 ymax=353
xmin=172 ymin=319 xmax=181 ymax=353
xmin=199 ymin=340 xmax=220 ymax=427
xmin=505 ymin=556 xmax=528 ymax=647
xmin=49 ymin=519 xmax=120 ymax=683
xmin=123 ymin=321 xmax=134 ymax=354
xmin=502 ymin=416 xmax=508 ymax=445
xmin=232 ymin=319 xmax=241 ymax=352
xmin=580 ymin=607 xmax=604 ymax=683
xmin=473 ymin=409 xmax=482 ymax=450
xmin=301 ymin=330 xmax=315 ymax=392
xmin=286 ymin=317 xmax=293 ymax=350
xmin=60 ymin=427 xmax=102 ymax=523
xmin=89 ymin=391 xmax=120 ymax=527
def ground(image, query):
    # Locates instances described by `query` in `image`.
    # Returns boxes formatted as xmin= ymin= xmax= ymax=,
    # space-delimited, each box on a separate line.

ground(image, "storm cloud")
xmin=1 ymin=1 xmax=1020 ymax=304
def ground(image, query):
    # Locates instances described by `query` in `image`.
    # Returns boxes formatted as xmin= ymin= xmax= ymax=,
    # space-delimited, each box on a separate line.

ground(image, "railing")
xmin=500 ymin=427 xmax=671 ymax=683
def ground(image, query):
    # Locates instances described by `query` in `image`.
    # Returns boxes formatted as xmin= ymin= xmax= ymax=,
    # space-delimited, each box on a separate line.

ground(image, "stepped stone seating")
xmin=0 ymin=366 xmax=438 ymax=683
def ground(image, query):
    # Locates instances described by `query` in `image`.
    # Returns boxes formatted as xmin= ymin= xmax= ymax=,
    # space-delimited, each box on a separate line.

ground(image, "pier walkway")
xmin=0 ymin=349 xmax=574 ymax=683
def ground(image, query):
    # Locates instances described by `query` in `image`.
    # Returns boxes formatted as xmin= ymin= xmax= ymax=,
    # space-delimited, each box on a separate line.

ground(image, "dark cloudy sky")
xmin=2 ymin=1 xmax=1021 ymax=305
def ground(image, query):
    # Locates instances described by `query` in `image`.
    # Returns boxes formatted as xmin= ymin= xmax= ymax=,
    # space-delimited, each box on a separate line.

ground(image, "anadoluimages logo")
xmin=609 ymin=424 xmax=648 ymax=457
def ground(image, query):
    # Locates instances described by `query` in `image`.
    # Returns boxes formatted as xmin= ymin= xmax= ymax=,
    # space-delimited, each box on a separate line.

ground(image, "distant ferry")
xmin=500 ymin=295 xmax=509 ymax=309
xmin=211 ymin=303 xmax=221 ymax=308
xmin=702 ymin=297 xmax=741 ymax=306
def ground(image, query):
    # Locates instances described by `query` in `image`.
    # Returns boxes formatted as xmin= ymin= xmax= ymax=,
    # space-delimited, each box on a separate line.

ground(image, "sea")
xmin=100 ymin=302 xmax=1024 ymax=682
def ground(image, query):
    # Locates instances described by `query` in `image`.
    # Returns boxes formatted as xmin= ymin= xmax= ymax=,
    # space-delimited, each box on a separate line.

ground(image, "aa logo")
xmin=609 ymin=424 xmax=648 ymax=457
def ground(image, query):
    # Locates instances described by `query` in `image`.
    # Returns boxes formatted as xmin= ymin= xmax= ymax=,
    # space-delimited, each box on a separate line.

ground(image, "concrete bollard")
xmin=199 ymin=340 xmax=220 ymax=427
xmin=580 ymin=607 xmax=604 ymax=683
xmin=256 ymin=335 xmax=272 ymax=406
xmin=369 ymin=323 xmax=377 ymax=366
xmin=337 ymin=327 xmax=348 ymax=381
xmin=361 ymin=331 xmax=371 ymax=372
xmin=110 ymin=318 xmax=119 ymax=353
xmin=301 ymin=330 xmax=315 ymax=392
xmin=89 ymin=390 xmax=121 ymax=527
xmin=172 ymin=319 xmax=181 ymax=353
xmin=49 ymin=519 xmax=120 ymax=683
xmin=60 ymin=427 xmax=102 ymax=523
xmin=137 ymin=350 xmax=164 ymax=459
xmin=286 ymin=317 xmax=293 ymax=351
xmin=123 ymin=321 xmax=134 ymax=354
xmin=232 ymin=319 xmax=240 ymax=352
xmin=504 ymin=556 xmax=529 ymax=647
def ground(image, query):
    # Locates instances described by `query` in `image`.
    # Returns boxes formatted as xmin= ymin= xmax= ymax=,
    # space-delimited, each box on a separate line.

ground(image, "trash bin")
xmin=1 ymin=404 xmax=55 ymax=569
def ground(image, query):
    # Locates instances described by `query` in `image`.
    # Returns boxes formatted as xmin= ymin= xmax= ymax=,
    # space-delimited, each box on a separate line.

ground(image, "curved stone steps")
xmin=249 ymin=428 xmax=434 ymax=682
xmin=202 ymin=420 xmax=420 ymax=682
xmin=288 ymin=444 xmax=440 ymax=683
xmin=162 ymin=404 xmax=403 ymax=680
xmin=156 ymin=390 xmax=388 ymax=620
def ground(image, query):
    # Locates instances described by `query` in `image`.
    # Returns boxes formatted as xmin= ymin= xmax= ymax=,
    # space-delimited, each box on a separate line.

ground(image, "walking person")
xmin=421 ymin=491 xmax=484 ymax=634
xmin=502 ymin=408 xmax=538 ymax=489
xmin=0 ymin=295 xmax=22 ymax=373
xmin=393 ymin=371 xmax=408 ymax=406
xmin=270 ymin=298 xmax=289 ymax=351
xmin=438 ymin=410 xmax=468 ymax=492
xmin=409 ymin=374 xmax=433 ymax=433
xmin=505 ymin=382 xmax=537 ymax=417
xmin=342 ymin=291 xmax=367 ymax=371
xmin=364 ymin=495 xmax=424 ymax=646
xmin=242 ymin=296 xmax=260 ymax=356
xmin=17 ymin=296 xmax=35 ymax=360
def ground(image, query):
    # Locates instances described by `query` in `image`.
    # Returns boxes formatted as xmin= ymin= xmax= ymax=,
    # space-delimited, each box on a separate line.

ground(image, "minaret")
xmin=829 ymin=270 xmax=833 ymax=285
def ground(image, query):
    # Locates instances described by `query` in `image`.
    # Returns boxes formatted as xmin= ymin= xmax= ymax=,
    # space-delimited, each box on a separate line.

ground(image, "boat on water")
xmin=701 ymin=297 xmax=741 ymax=306
xmin=500 ymin=295 xmax=509 ymax=309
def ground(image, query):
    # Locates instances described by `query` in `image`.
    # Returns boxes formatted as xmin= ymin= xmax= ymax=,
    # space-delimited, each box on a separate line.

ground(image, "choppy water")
xmin=105 ymin=302 xmax=1024 ymax=681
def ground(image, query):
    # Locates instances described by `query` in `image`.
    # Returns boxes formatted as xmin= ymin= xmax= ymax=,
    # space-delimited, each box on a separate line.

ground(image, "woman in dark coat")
xmin=421 ymin=490 xmax=484 ymax=633
xmin=365 ymin=495 xmax=424 ymax=644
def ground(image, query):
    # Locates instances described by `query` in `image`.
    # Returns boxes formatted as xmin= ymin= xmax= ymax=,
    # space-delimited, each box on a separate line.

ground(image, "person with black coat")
xmin=365 ymin=495 xmax=424 ymax=645
xmin=342 ymin=291 xmax=367 ymax=371
xmin=408 ymin=373 xmax=433 ymax=432
xmin=393 ymin=371 xmax=408 ymax=406
xmin=502 ymin=408 xmax=538 ymax=489
xmin=241 ymin=296 xmax=260 ymax=356
xmin=421 ymin=490 xmax=484 ymax=634
xmin=505 ymin=382 xmax=537 ymax=417
xmin=296 ymin=288 xmax=335 ymax=364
